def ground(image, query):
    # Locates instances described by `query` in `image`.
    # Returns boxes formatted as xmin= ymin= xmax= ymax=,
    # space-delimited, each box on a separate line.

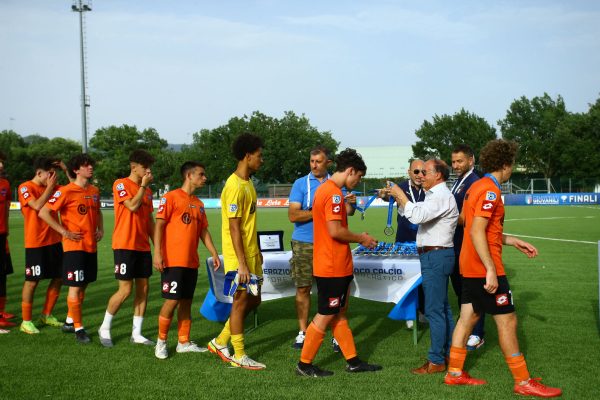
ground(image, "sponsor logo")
xmin=25 ymin=267 xmax=31 ymax=276
xmin=77 ymin=204 xmax=87 ymax=215
xmin=53 ymin=191 xmax=61 ymax=198
xmin=181 ymin=212 xmax=192 ymax=224
xmin=162 ymin=282 xmax=170 ymax=293
xmin=23 ymin=192 xmax=29 ymax=199
xmin=67 ymin=272 xmax=74 ymax=281
xmin=116 ymin=183 xmax=125 ymax=191
xmin=158 ymin=205 xmax=164 ymax=213
xmin=496 ymin=293 xmax=509 ymax=306
xmin=118 ymin=190 xmax=127 ymax=198
xmin=485 ymin=191 xmax=497 ymax=201
xmin=114 ymin=264 xmax=119 ymax=273
xmin=48 ymin=197 xmax=57 ymax=204
xmin=328 ymin=297 xmax=340 ymax=307
xmin=332 ymin=204 xmax=341 ymax=214
xmin=20 ymin=187 xmax=27 ymax=193
xmin=481 ymin=201 xmax=493 ymax=211
xmin=250 ymin=202 xmax=256 ymax=214
xmin=229 ymin=204 xmax=238 ymax=213
xmin=332 ymin=195 xmax=342 ymax=204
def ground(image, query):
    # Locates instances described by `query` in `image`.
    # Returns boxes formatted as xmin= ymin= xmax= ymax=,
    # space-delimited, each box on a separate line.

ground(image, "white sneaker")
xmin=130 ymin=335 xmax=155 ymax=346
xmin=208 ymin=338 xmax=232 ymax=362
xmin=0 ymin=328 xmax=9 ymax=334
xmin=292 ymin=331 xmax=305 ymax=349
xmin=97 ymin=329 xmax=113 ymax=348
xmin=155 ymin=339 xmax=168 ymax=359
xmin=406 ymin=320 xmax=414 ymax=329
xmin=176 ymin=341 xmax=208 ymax=353
xmin=230 ymin=354 xmax=266 ymax=370
xmin=466 ymin=335 xmax=485 ymax=350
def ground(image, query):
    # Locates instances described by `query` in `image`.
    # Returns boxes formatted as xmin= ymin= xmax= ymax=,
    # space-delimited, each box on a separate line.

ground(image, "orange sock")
xmin=42 ymin=286 xmax=60 ymax=316
xmin=331 ymin=319 xmax=357 ymax=360
xmin=158 ymin=316 xmax=172 ymax=341
xmin=300 ymin=323 xmax=326 ymax=364
xmin=506 ymin=354 xmax=530 ymax=383
xmin=22 ymin=301 xmax=33 ymax=322
xmin=448 ymin=346 xmax=468 ymax=373
xmin=177 ymin=319 xmax=191 ymax=343
xmin=67 ymin=297 xmax=82 ymax=329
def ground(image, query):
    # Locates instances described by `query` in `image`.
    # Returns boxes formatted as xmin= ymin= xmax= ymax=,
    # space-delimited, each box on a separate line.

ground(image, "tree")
xmin=412 ymin=109 xmax=497 ymax=164
xmin=89 ymin=125 xmax=169 ymax=193
xmin=183 ymin=111 xmax=339 ymax=184
xmin=498 ymin=93 xmax=569 ymax=178
xmin=0 ymin=130 xmax=29 ymax=184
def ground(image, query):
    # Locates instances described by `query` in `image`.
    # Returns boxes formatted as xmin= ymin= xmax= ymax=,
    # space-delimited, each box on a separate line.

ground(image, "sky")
xmin=1 ymin=0 xmax=599 ymax=149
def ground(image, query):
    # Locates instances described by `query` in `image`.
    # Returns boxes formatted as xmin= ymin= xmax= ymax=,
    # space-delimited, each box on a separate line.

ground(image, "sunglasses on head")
xmin=412 ymin=169 xmax=426 ymax=175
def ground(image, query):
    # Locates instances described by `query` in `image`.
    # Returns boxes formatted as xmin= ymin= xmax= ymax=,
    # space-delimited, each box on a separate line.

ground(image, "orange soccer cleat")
xmin=514 ymin=378 xmax=562 ymax=398
xmin=444 ymin=371 xmax=487 ymax=386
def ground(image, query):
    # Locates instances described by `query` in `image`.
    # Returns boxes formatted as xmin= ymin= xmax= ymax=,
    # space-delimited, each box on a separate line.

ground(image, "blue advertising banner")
xmin=504 ymin=193 xmax=600 ymax=206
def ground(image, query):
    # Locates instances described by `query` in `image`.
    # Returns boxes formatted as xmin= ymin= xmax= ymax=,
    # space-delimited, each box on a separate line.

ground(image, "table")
xmin=200 ymin=251 xmax=422 ymax=333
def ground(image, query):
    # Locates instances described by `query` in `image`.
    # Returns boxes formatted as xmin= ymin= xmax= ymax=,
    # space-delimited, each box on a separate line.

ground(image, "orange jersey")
xmin=460 ymin=176 xmax=505 ymax=278
xmin=156 ymin=188 xmax=208 ymax=269
xmin=0 ymin=178 xmax=11 ymax=234
xmin=312 ymin=180 xmax=353 ymax=278
xmin=45 ymin=182 xmax=100 ymax=253
xmin=18 ymin=181 xmax=62 ymax=248
xmin=111 ymin=177 xmax=153 ymax=251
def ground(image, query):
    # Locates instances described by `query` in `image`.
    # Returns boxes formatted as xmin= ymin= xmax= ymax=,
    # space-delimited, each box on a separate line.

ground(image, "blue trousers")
xmin=420 ymin=248 xmax=455 ymax=365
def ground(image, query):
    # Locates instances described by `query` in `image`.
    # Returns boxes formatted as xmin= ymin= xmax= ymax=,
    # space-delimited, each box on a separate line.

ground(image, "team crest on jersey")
xmin=116 ymin=183 xmax=125 ymax=191
xmin=332 ymin=195 xmax=342 ymax=204
xmin=328 ymin=297 xmax=340 ymax=307
xmin=485 ymin=191 xmax=497 ymax=201
xmin=181 ymin=212 xmax=192 ymax=224
xmin=160 ymin=197 xmax=167 ymax=205
xmin=496 ymin=293 xmax=510 ymax=306
xmin=332 ymin=204 xmax=341 ymax=215
xmin=118 ymin=190 xmax=127 ymax=198
xmin=77 ymin=204 xmax=87 ymax=215
xmin=229 ymin=204 xmax=238 ymax=213
xmin=20 ymin=186 xmax=28 ymax=193
xmin=53 ymin=191 xmax=62 ymax=198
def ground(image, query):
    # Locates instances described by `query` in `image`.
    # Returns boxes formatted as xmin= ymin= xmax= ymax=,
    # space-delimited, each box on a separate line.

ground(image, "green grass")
xmin=1 ymin=205 xmax=599 ymax=399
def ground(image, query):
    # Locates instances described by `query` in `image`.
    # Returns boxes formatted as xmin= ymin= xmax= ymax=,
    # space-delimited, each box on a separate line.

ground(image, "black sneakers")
xmin=296 ymin=363 xmax=334 ymax=378
xmin=346 ymin=361 xmax=383 ymax=373
xmin=75 ymin=329 xmax=91 ymax=344
xmin=62 ymin=322 xmax=75 ymax=333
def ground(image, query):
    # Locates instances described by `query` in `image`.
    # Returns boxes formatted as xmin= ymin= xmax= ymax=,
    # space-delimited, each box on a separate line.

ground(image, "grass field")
xmin=0 ymin=205 xmax=599 ymax=399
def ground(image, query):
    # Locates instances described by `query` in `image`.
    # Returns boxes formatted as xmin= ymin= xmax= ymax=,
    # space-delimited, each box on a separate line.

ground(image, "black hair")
xmin=66 ymin=153 xmax=95 ymax=179
xmin=232 ymin=133 xmax=263 ymax=161
xmin=334 ymin=148 xmax=367 ymax=174
xmin=33 ymin=157 xmax=59 ymax=172
xmin=452 ymin=144 xmax=474 ymax=158
xmin=129 ymin=149 xmax=155 ymax=168
xmin=180 ymin=161 xmax=205 ymax=179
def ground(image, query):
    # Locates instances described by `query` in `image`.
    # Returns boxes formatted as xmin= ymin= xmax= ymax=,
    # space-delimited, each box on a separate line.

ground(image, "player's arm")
xmin=27 ymin=173 xmax=58 ymax=211
xmin=152 ymin=218 xmax=166 ymax=272
xmin=95 ymin=208 xmax=104 ymax=241
xmin=470 ymin=216 xmax=498 ymax=294
xmin=327 ymin=220 xmax=377 ymax=248
xmin=288 ymin=202 xmax=312 ymax=223
xmin=229 ymin=217 xmax=250 ymax=284
xmin=123 ymin=173 xmax=153 ymax=212
xmin=457 ymin=208 xmax=465 ymax=227
xmin=200 ymin=227 xmax=221 ymax=271
xmin=38 ymin=206 xmax=82 ymax=241
xmin=503 ymin=234 xmax=538 ymax=258
xmin=147 ymin=215 xmax=156 ymax=245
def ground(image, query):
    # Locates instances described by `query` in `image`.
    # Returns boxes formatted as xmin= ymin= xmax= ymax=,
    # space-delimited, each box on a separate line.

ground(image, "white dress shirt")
xmin=401 ymin=182 xmax=459 ymax=247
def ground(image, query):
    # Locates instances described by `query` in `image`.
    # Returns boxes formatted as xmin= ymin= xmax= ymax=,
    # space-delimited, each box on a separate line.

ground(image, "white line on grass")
xmin=504 ymin=216 xmax=595 ymax=221
xmin=504 ymin=233 xmax=597 ymax=245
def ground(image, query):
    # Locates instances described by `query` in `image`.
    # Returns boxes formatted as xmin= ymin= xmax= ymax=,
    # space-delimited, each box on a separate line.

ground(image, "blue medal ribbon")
xmin=353 ymin=192 xmax=379 ymax=220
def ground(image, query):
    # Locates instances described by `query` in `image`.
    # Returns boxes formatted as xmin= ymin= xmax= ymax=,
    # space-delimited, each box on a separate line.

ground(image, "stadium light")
xmin=71 ymin=0 xmax=92 ymax=153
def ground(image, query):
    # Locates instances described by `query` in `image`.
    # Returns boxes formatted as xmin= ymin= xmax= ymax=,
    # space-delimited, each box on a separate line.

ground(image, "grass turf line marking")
xmin=505 ymin=233 xmax=596 ymax=245
xmin=504 ymin=216 xmax=595 ymax=222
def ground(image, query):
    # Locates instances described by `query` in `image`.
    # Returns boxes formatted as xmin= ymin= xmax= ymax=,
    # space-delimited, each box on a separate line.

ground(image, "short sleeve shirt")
xmin=112 ymin=177 xmax=153 ymax=251
xmin=221 ymin=173 xmax=259 ymax=268
xmin=45 ymin=182 xmax=100 ymax=253
xmin=459 ymin=177 xmax=505 ymax=278
xmin=0 ymin=178 xmax=11 ymax=234
xmin=289 ymin=172 xmax=330 ymax=243
xmin=312 ymin=180 xmax=353 ymax=278
xmin=18 ymin=180 xmax=62 ymax=248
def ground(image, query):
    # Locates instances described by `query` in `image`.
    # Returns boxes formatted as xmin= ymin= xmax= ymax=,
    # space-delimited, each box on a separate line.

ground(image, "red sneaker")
xmin=0 ymin=312 xmax=16 ymax=319
xmin=514 ymin=378 xmax=562 ymax=398
xmin=0 ymin=317 xmax=17 ymax=327
xmin=444 ymin=371 xmax=487 ymax=386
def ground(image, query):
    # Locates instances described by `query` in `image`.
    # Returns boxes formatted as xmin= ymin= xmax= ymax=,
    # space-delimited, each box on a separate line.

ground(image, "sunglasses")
xmin=412 ymin=169 xmax=426 ymax=175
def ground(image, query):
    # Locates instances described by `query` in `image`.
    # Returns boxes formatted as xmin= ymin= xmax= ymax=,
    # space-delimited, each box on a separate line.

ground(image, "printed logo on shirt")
xmin=93 ymin=195 xmax=98 ymax=203
xmin=481 ymin=201 xmax=494 ymax=211
xmin=67 ymin=272 xmax=74 ymax=281
xmin=328 ymin=297 xmax=340 ymax=308
xmin=485 ymin=191 xmax=497 ymax=201
xmin=77 ymin=204 xmax=87 ymax=215
xmin=162 ymin=282 xmax=170 ymax=293
xmin=229 ymin=204 xmax=238 ymax=213
xmin=118 ymin=190 xmax=127 ymax=198
xmin=48 ymin=197 xmax=57 ymax=204
xmin=181 ymin=212 xmax=192 ymax=225
xmin=20 ymin=186 xmax=28 ymax=193
xmin=160 ymin=197 xmax=167 ymax=205
xmin=25 ymin=267 xmax=32 ymax=276
xmin=496 ymin=293 xmax=509 ymax=306
xmin=332 ymin=195 xmax=342 ymax=204
xmin=158 ymin=206 xmax=164 ymax=213
xmin=332 ymin=204 xmax=341 ymax=214
xmin=250 ymin=202 xmax=256 ymax=214
xmin=22 ymin=192 xmax=30 ymax=199
xmin=53 ymin=191 xmax=62 ymax=198
xmin=116 ymin=183 xmax=125 ymax=191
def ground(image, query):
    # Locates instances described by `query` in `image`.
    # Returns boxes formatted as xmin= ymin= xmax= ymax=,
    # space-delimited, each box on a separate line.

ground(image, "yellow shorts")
xmin=224 ymin=253 xmax=263 ymax=277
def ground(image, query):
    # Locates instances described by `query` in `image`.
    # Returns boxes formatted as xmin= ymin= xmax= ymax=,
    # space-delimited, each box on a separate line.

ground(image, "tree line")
xmin=1 ymin=93 xmax=599 ymax=196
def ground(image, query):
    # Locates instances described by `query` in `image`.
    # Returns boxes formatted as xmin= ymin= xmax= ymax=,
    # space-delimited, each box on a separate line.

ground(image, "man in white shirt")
xmin=389 ymin=158 xmax=458 ymax=375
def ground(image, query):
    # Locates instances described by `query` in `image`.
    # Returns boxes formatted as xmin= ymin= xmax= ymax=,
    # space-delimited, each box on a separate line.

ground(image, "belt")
xmin=417 ymin=246 xmax=452 ymax=255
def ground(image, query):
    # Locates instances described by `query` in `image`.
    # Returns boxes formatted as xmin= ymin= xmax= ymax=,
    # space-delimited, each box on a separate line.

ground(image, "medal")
xmin=384 ymin=197 xmax=395 ymax=236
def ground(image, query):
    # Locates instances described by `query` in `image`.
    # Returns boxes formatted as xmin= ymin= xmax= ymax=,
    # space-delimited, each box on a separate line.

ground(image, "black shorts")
xmin=113 ymin=249 xmax=152 ymax=280
xmin=161 ymin=267 xmax=198 ymax=300
xmin=62 ymin=251 xmax=98 ymax=287
xmin=0 ymin=234 xmax=13 ymax=276
xmin=315 ymin=275 xmax=354 ymax=315
xmin=25 ymin=243 xmax=63 ymax=281
xmin=462 ymin=276 xmax=515 ymax=315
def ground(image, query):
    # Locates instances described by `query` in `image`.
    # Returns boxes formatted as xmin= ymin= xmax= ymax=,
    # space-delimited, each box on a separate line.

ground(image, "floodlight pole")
xmin=72 ymin=1 xmax=91 ymax=153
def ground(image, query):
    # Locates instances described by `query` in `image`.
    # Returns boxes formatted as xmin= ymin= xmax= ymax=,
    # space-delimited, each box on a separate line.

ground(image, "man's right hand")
xmin=237 ymin=264 xmax=250 ymax=284
xmin=141 ymin=172 xmax=154 ymax=188
xmin=484 ymin=269 xmax=498 ymax=294
xmin=359 ymin=232 xmax=378 ymax=249
xmin=153 ymin=254 xmax=165 ymax=272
